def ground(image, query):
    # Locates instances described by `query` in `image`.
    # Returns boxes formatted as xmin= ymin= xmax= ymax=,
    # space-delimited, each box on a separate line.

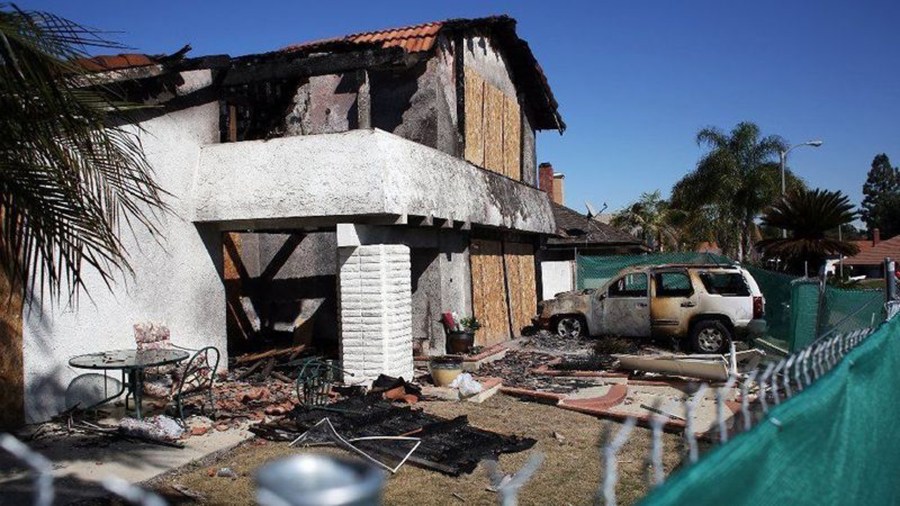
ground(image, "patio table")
xmin=68 ymin=349 xmax=189 ymax=419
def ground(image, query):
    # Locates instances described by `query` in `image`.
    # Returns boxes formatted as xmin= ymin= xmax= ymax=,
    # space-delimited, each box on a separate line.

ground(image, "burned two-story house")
xmin=2 ymin=15 xmax=565 ymax=424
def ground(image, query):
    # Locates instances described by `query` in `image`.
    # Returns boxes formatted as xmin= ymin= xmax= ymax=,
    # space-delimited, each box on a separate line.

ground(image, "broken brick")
xmin=190 ymin=425 xmax=210 ymax=436
xmin=383 ymin=386 xmax=406 ymax=401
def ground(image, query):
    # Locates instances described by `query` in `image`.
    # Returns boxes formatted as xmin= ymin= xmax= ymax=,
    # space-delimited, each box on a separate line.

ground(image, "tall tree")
xmin=0 ymin=6 xmax=168 ymax=304
xmin=756 ymin=189 xmax=859 ymax=275
xmin=860 ymin=153 xmax=900 ymax=239
xmin=611 ymin=190 xmax=681 ymax=251
xmin=670 ymin=122 xmax=803 ymax=261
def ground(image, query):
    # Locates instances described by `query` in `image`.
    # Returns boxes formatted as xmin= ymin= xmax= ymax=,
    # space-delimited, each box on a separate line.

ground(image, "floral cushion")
xmin=134 ymin=321 xmax=178 ymax=397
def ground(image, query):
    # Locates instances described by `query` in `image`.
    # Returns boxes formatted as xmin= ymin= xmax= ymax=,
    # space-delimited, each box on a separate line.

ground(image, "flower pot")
xmin=429 ymin=355 xmax=464 ymax=387
xmin=446 ymin=331 xmax=475 ymax=354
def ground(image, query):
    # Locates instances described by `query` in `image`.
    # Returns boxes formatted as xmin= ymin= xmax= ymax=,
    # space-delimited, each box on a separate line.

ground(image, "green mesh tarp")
xmin=577 ymin=252 xmax=732 ymax=289
xmin=789 ymin=280 xmax=821 ymax=351
xmin=819 ymin=286 xmax=885 ymax=337
xmin=641 ymin=315 xmax=900 ymax=506
xmin=745 ymin=266 xmax=795 ymax=346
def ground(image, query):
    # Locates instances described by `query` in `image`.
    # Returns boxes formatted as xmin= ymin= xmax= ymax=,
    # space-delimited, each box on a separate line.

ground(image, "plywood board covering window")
xmin=463 ymin=69 xmax=484 ymax=166
xmin=503 ymin=97 xmax=522 ymax=179
xmin=469 ymin=239 xmax=511 ymax=346
xmin=503 ymin=241 xmax=537 ymax=335
xmin=463 ymin=67 xmax=522 ymax=180
xmin=483 ymin=84 xmax=505 ymax=174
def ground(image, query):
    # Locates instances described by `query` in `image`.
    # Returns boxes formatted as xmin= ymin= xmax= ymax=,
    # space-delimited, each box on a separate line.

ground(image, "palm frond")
xmin=0 ymin=5 xmax=169 ymax=305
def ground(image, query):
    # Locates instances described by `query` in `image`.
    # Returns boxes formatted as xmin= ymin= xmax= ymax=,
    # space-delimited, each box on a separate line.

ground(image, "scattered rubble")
xmin=477 ymin=350 xmax=602 ymax=394
xmin=250 ymin=394 xmax=536 ymax=476
xmin=524 ymin=330 xmax=594 ymax=353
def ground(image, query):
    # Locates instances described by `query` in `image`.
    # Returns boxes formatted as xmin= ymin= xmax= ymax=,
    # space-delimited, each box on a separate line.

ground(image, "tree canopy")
xmin=610 ymin=190 xmax=681 ymax=251
xmin=756 ymin=188 xmax=859 ymax=275
xmin=860 ymin=153 xmax=900 ymax=239
xmin=670 ymin=121 xmax=803 ymax=260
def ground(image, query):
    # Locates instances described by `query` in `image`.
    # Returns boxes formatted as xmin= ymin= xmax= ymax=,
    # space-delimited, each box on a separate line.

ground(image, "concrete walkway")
xmin=0 ymin=416 xmax=253 ymax=505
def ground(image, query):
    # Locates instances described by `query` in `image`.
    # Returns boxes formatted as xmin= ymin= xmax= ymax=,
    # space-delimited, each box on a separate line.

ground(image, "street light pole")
xmin=779 ymin=140 xmax=823 ymax=238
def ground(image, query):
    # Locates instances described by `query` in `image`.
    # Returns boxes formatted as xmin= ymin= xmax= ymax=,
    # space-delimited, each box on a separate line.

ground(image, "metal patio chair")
xmin=171 ymin=346 xmax=220 ymax=426
xmin=295 ymin=358 xmax=344 ymax=407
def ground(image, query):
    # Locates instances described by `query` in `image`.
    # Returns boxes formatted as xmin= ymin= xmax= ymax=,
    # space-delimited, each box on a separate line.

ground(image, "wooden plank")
xmin=470 ymin=239 xmax=510 ymax=346
xmin=463 ymin=68 xmax=484 ymax=166
xmin=483 ymin=83 xmax=505 ymax=175
xmin=227 ymin=104 xmax=237 ymax=142
xmin=504 ymin=242 xmax=537 ymax=336
xmin=503 ymin=96 xmax=522 ymax=180
xmin=0 ymin=257 xmax=24 ymax=429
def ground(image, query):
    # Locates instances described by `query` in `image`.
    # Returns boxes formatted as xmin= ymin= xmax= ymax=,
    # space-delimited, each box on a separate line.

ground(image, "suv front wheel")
xmin=690 ymin=320 xmax=732 ymax=354
xmin=555 ymin=315 xmax=586 ymax=339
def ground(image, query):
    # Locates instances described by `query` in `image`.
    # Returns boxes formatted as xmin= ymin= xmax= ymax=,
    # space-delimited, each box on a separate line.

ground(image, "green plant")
xmin=459 ymin=316 xmax=482 ymax=333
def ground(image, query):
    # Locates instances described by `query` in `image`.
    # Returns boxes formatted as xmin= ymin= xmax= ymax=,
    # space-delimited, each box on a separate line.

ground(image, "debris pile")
xmin=525 ymin=330 xmax=594 ymax=352
xmin=250 ymin=393 xmax=535 ymax=476
xmin=477 ymin=350 xmax=601 ymax=394
xmin=213 ymin=378 xmax=298 ymax=423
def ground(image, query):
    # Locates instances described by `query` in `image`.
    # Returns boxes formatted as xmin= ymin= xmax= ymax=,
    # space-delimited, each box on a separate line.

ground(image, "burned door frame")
xmin=594 ymin=272 xmax=651 ymax=337
xmin=649 ymin=269 xmax=697 ymax=338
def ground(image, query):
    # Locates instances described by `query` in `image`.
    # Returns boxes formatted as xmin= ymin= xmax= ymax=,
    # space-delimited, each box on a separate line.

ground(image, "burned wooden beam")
xmin=222 ymin=48 xmax=421 ymax=87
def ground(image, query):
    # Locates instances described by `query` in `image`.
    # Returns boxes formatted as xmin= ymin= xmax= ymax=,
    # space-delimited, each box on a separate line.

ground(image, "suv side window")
xmin=654 ymin=271 xmax=693 ymax=298
xmin=699 ymin=271 xmax=750 ymax=296
xmin=608 ymin=273 xmax=648 ymax=298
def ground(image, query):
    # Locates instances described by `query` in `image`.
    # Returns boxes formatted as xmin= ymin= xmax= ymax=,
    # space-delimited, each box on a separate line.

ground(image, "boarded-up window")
xmin=504 ymin=241 xmax=537 ymax=335
xmin=470 ymin=239 xmax=511 ymax=346
xmin=483 ymin=84 xmax=505 ymax=174
xmin=503 ymin=97 xmax=521 ymax=179
xmin=463 ymin=68 xmax=522 ymax=180
xmin=463 ymin=68 xmax=484 ymax=166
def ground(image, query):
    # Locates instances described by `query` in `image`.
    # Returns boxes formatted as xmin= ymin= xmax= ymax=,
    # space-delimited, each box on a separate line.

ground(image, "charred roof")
xmin=73 ymin=16 xmax=564 ymax=131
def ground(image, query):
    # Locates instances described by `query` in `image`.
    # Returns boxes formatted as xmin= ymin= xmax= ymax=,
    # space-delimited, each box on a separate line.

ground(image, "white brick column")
xmin=338 ymin=244 xmax=413 ymax=384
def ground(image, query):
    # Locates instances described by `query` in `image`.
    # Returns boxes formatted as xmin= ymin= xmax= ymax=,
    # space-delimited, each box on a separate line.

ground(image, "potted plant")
xmin=429 ymin=354 xmax=464 ymax=387
xmin=446 ymin=315 xmax=482 ymax=354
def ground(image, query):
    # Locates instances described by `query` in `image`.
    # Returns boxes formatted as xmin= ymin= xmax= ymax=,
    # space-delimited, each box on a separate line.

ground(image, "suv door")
xmin=650 ymin=270 xmax=697 ymax=338
xmin=593 ymin=272 xmax=650 ymax=337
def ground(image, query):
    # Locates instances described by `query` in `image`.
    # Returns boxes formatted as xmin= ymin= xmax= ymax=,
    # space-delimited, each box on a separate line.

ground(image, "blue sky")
xmin=26 ymin=1 xmax=900 ymax=216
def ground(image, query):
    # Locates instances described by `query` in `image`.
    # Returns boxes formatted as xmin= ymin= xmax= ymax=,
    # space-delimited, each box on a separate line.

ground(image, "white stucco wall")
xmin=192 ymin=129 xmax=555 ymax=234
xmin=22 ymin=95 xmax=225 ymax=422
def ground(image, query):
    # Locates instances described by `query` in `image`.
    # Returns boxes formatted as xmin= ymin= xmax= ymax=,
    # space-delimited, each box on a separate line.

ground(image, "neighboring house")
xmin=841 ymin=231 xmax=900 ymax=278
xmin=1 ymin=16 xmax=565 ymax=425
xmin=535 ymin=163 xmax=647 ymax=298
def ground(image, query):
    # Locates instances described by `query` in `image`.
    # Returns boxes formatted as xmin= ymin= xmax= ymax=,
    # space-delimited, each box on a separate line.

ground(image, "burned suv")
xmin=534 ymin=264 xmax=766 ymax=353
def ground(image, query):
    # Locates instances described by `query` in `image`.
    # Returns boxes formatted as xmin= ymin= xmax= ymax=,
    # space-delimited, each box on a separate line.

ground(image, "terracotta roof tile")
xmin=841 ymin=235 xmax=900 ymax=266
xmin=283 ymin=21 xmax=444 ymax=54
xmin=74 ymin=53 xmax=158 ymax=72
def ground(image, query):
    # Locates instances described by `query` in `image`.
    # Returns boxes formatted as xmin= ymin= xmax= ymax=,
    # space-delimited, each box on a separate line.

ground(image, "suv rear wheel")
xmin=555 ymin=315 xmax=586 ymax=339
xmin=690 ymin=320 xmax=732 ymax=354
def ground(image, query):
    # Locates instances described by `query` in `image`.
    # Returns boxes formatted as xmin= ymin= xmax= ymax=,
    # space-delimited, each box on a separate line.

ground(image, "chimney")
xmin=874 ymin=228 xmax=881 ymax=246
xmin=538 ymin=162 xmax=554 ymax=195
xmin=552 ymin=173 xmax=565 ymax=205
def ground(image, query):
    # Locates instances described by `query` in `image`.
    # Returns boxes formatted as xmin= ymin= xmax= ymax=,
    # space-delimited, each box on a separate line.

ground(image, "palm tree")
xmin=611 ymin=190 xmax=681 ymax=251
xmin=0 ymin=6 xmax=168 ymax=303
xmin=671 ymin=122 xmax=804 ymax=261
xmin=756 ymin=189 xmax=859 ymax=275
